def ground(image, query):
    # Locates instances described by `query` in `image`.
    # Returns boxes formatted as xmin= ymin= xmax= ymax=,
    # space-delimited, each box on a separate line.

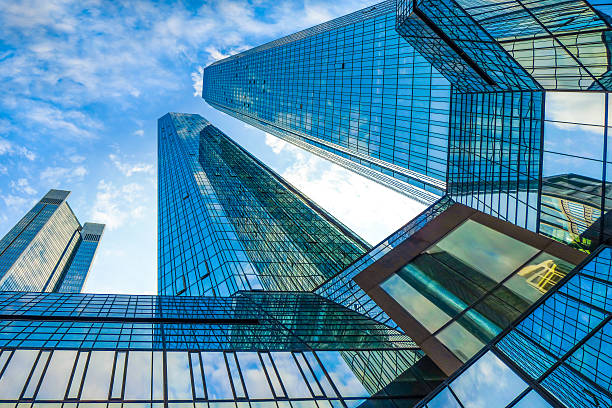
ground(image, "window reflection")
xmin=125 ymin=351 xmax=152 ymax=400
xmin=202 ymin=352 xmax=234 ymax=400
xmin=0 ymin=350 xmax=38 ymax=399
xmin=36 ymin=350 xmax=77 ymax=400
xmin=435 ymin=322 xmax=486 ymax=363
xmin=167 ymin=352 xmax=193 ymax=400
xmin=434 ymin=220 xmax=539 ymax=283
xmin=81 ymin=351 xmax=114 ymax=400
xmin=315 ymin=351 xmax=368 ymax=398
xmin=513 ymin=390 xmax=553 ymax=407
xmin=236 ymin=353 xmax=273 ymax=399
xmin=270 ymin=352 xmax=311 ymax=399
xmin=449 ymin=351 xmax=526 ymax=407
xmin=504 ymin=253 xmax=574 ymax=306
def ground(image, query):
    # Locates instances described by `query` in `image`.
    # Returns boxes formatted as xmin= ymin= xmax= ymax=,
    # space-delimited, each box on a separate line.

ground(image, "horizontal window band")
xmin=0 ymin=314 xmax=260 ymax=325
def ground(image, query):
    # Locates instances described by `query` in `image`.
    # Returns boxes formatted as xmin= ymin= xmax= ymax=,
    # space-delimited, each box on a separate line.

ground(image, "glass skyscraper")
xmin=0 ymin=190 xmax=104 ymax=293
xmin=158 ymin=112 xmax=369 ymax=297
xmin=202 ymin=0 xmax=451 ymax=205
xmin=203 ymin=1 xmax=612 ymax=252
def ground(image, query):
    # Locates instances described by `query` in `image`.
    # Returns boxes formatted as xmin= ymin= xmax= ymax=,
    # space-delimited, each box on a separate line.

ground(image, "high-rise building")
xmin=158 ymin=112 xmax=369 ymax=297
xmin=53 ymin=222 xmax=105 ymax=293
xmin=203 ymin=0 xmax=451 ymax=205
xmin=203 ymin=1 xmax=612 ymax=251
xmin=0 ymin=190 xmax=104 ymax=293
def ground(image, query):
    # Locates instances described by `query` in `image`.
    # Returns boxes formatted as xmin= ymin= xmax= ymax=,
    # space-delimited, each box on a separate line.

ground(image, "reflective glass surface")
xmin=381 ymin=218 xmax=577 ymax=362
xmin=158 ymin=113 xmax=368 ymax=297
xmin=203 ymin=1 xmax=450 ymax=204
xmin=418 ymin=245 xmax=612 ymax=408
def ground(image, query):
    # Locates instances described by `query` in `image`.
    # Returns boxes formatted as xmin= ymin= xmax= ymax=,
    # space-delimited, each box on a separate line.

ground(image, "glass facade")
xmin=0 ymin=190 xmax=102 ymax=293
xmin=202 ymin=1 xmax=451 ymax=204
xmin=158 ymin=113 xmax=369 ymax=297
xmin=54 ymin=223 xmax=105 ymax=293
xmin=417 ymin=244 xmax=612 ymax=408
xmin=380 ymin=218 xmax=579 ymax=363
xmin=0 ymin=291 xmax=445 ymax=405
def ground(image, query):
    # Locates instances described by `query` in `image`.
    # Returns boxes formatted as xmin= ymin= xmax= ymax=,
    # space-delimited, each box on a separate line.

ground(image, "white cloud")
xmin=2 ymin=194 xmax=33 ymax=210
xmin=10 ymin=178 xmax=36 ymax=195
xmin=191 ymin=65 xmax=204 ymax=97
xmin=0 ymin=137 xmax=36 ymax=160
xmin=90 ymin=180 xmax=148 ymax=230
xmin=264 ymin=134 xmax=425 ymax=244
xmin=546 ymin=92 xmax=606 ymax=133
xmin=0 ymin=165 xmax=7 ymax=175
xmin=133 ymin=129 xmax=144 ymax=137
xmin=69 ymin=154 xmax=86 ymax=163
xmin=40 ymin=165 xmax=87 ymax=185
xmin=109 ymin=154 xmax=154 ymax=177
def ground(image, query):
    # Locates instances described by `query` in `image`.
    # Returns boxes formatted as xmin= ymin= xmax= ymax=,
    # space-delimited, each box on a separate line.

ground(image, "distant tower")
xmin=158 ymin=112 xmax=369 ymax=296
xmin=0 ymin=189 xmax=104 ymax=292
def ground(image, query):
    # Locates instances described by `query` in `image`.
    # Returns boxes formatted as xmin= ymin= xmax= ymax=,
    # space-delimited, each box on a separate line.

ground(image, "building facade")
xmin=203 ymin=0 xmax=451 ymax=204
xmin=158 ymin=113 xmax=369 ymax=297
xmin=0 ymin=190 xmax=104 ymax=293
xmin=416 ymin=244 xmax=612 ymax=408
xmin=203 ymin=0 xmax=612 ymax=251
xmin=0 ymin=291 xmax=445 ymax=406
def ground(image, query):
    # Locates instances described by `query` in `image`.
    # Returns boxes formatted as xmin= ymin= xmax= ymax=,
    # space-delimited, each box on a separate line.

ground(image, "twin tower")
xmin=0 ymin=1 xmax=611 ymax=407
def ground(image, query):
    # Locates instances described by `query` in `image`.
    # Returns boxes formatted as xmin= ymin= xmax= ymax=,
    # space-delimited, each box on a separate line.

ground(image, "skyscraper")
xmin=158 ymin=112 xmax=369 ymax=297
xmin=53 ymin=222 xmax=105 ymax=293
xmin=203 ymin=0 xmax=612 ymax=250
xmin=0 ymin=190 xmax=104 ymax=293
xmin=203 ymin=0 xmax=451 ymax=205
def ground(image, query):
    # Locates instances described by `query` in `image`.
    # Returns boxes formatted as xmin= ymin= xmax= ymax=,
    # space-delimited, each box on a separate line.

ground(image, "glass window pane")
xmin=152 ymin=351 xmax=164 ymax=400
xmin=426 ymin=387 xmax=461 ymax=408
xmin=225 ymin=353 xmax=245 ymax=399
xmin=435 ymin=321 xmax=486 ymax=363
xmin=37 ymin=350 xmax=78 ymax=400
xmin=303 ymin=352 xmax=336 ymax=398
xmin=190 ymin=353 xmax=205 ymax=400
xmin=260 ymin=353 xmax=284 ymax=398
xmin=513 ymin=390 xmax=553 ymax=407
xmin=449 ymin=351 xmax=526 ymax=408
xmin=270 ymin=352 xmax=311 ymax=399
xmin=314 ymin=351 xmax=368 ymax=398
xmin=504 ymin=253 xmax=575 ymax=305
xmin=68 ymin=352 xmax=88 ymax=398
xmin=0 ymin=350 xmax=39 ymax=399
xmin=81 ymin=351 xmax=114 ymax=400
xmin=167 ymin=352 xmax=193 ymax=400
xmin=111 ymin=351 xmax=126 ymax=398
xmin=434 ymin=220 xmax=539 ymax=283
xmin=380 ymin=273 xmax=452 ymax=332
xmin=24 ymin=351 xmax=50 ymax=398
xmin=236 ymin=353 xmax=273 ymax=399
xmin=125 ymin=351 xmax=152 ymax=400
xmin=202 ymin=352 xmax=234 ymax=400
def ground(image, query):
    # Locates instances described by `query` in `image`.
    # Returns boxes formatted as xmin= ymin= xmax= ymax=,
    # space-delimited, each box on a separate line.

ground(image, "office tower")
xmin=203 ymin=0 xmax=612 ymax=251
xmin=416 ymin=244 xmax=612 ymax=408
xmin=53 ymin=223 xmax=105 ymax=293
xmin=203 ymin=0 xmax=451 ymax=205
xmin=0 ymin=189 xmax=104 ymax=293
xmin=0 ymin=290 xmax=445 ymax=405
xmin=158 ymin=113 xmax=369 ymax=297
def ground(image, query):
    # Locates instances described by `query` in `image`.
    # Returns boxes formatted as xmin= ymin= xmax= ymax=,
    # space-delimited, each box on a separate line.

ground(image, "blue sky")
xmin=0 ymin=0 xmax=425 ymax=294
